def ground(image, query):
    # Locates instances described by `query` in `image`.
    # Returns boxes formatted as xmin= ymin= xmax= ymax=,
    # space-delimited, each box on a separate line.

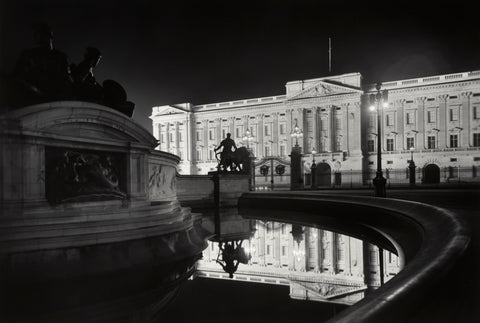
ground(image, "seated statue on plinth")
xmin=9 ymin=23 xmax=73 ymax=107
xmin=7 ymin=23 xmax=135 ymax=117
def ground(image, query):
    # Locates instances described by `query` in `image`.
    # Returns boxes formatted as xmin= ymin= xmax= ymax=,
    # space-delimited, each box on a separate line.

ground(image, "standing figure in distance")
xmin=214 ymin=133 xmax=237 ymax=171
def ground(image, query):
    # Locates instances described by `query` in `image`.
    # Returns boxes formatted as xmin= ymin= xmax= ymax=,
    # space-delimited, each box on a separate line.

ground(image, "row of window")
xmin=367 ymin=133 xmax=480 ymax=152
xmin=370 ymin=106 xmax=480 ymax=127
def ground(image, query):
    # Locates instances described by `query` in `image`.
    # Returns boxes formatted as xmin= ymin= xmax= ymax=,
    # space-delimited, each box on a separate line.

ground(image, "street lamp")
xmin=242 ymin=128 xmax=254 ymax=149
xmin=369 ymin=83 xmax=389 ymax=197
xmin=311 ymin=148 xmax=317 ymax=189
xmin=291 ymin=120 xmax=303 ymax=146
xmin=409 ymin=146 xmax=416 ymax=186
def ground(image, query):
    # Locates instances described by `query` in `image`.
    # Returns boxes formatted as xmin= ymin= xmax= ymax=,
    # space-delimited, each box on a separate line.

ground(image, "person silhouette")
xmin=214 ymin=133 xmax=237 ymax=171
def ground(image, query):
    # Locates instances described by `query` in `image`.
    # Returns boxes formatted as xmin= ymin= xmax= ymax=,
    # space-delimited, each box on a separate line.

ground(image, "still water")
xmin=2 ymin=208 xmax=401 ymax=322
xmin=163 ymin=208 xmax=400 ymax=323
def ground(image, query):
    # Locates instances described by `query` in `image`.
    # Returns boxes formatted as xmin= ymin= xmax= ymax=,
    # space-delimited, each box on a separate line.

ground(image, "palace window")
xmin=427 ymin=136 xmax=436 ymax=149
xmin=222 ymin=128 xmax=227 ymax=139
xmin=282 ymin=246 xmax=287 ymax=256
xmin=169 ymin=133 xmax=173 ymax=142
xmin=450 ymin=108 xmax=459 ymax=121
xmin=406 ymin=111 xmax=415 ymax=125
xmin=368 ymin=114 xmax=376 ymax=128
xmin=386 ymin=113 xmax=394 ymax=126
xmin=407 ymin=137 xmax=414 ymax=149
xmin=474 ymin=133 xmax=480 ymax=147
xmin=178 ymin=132 xmax=183 ymax=142
xmin=450 ymin=134 xmax=458 ymax=148
xmin=196 ymin=131 xmax=201 ymax=141
xmin=335 ymin=118 xmax=342 ymax=130
xmin=335 ymin=137 xmax=342 ymax=151
xmin=280 ymin=145 xmax=286 ymax=156
xmin=367 ymin=139 xmax=375 ymax=152
xmin=209 ymin=150 xmax=214 ymax=160
xmin=387 ymin=139 xmax=394 ymax=151
xmin=265 ymin=146 xmax=271 ymax=157
xmin=279 ymin=123 xmax=286 ymax=135
xmin=321 ymin=118 xmax=328 ymax=131
xmin=236 ymin=127 xmax=241 ymax=138
xmin=209 ymin=129 xmax=215 ymax=140
xmin=264 ymin=124 xmax=271 ymax=136
xmin=196 ymin=150 xmax=202 ymax=160
xmin=160 ymin=133 xmax=165 ymax=143
xmin=474 ymin=106 xmax=480 ymax=119
xmin=427 ymin=110 xmax=436 ymax=123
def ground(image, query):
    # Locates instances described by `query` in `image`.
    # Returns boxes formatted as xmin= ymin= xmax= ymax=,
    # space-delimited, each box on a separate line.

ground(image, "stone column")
xmin=344 ymin=236 xmax=352 ymax=275
xmin=272 ymin=112 xmax=279 ymax=156
xmin=330 ymin=105 xmax=336 ymax=151
xmin=296 ymin=108 xmax=306 ymax=150
xmin=257 ymin=113 xmax=264 ymax=158
xmin=165 ymin=123 xmax=170 ymax=152
xmin=438 ymin=95 xmax=448 ymax=148
xmin=174 ymin=121 xmax=180 ymax=156
xmin=286 ymin=109 xmax=293 ymax=153
xmin=414 ymin=97 xmax=425 ymax=149
xmin=203 ymin=120 xmax=209 ymax=162
xmin=397 ymin=99 xmax=405 ymax=149
xmin=461 ymin=92 xmax=472 ymax=147
xmin=331 ymin=232 xmax=337 ymax=274
xmin=311 ymin=107 xmax=318 ymax=151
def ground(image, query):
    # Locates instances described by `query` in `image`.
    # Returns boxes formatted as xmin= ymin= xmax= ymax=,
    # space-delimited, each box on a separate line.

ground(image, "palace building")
xmin=150 ymin=70 xmax=480 ymax=187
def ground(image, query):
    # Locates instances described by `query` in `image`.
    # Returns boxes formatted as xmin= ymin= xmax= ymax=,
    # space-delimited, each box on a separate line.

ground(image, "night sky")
xmin=1 ymin=0 xmax=479 ymax=132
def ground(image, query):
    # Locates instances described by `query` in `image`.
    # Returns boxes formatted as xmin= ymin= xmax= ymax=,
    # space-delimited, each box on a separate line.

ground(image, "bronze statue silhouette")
xmin=214 ymin=133 xmax=237 ymax=172
xmin=70 ymin=47 xmax=103 ymax=104
xmin=8 ymin=23 xmax=135 ymax=117
xmin=214 ymin=133 xmax=251 ymax=173
xmin=9 ymin=23 xmax=73 ymax=107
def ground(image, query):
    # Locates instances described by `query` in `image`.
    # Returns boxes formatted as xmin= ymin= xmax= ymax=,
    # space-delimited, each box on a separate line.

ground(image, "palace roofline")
xmin=151 ymin=70 xmax=480 ymax=117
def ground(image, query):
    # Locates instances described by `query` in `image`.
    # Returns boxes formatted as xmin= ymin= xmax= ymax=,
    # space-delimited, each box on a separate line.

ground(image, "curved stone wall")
xmin=0 ymin=101 xmax=206 ymax=278
xmin=238 ymin=192 xmax=471 ymax=322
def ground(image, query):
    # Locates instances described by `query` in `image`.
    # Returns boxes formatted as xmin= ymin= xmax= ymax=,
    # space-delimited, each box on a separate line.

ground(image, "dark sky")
xmin=1 ymin=0 xmax=479 ymax=132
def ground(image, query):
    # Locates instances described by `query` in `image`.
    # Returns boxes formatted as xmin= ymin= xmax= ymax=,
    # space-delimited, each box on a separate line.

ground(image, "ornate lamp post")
xmin=242 ymin=128 xmax=254 ymax=149
xmin=291 ymin=121 xmax=303 ymax=147
xmin=409 ymin=146 xmax=416 ymax=186
xmin=369 ymin=83 xmax=389 ymax=197
xmin=311 ymin=147 xmax=317 ymax=189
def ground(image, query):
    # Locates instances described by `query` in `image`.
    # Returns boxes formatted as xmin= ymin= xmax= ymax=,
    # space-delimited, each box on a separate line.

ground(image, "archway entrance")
xmin=424 ymin=164 xmax=440 ymax=184
xmin=316 ymin=163 xmax=331 ymax=186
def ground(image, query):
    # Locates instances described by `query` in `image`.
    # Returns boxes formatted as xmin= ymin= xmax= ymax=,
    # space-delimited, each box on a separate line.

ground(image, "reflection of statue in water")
xmin=215 ymin=240 xmax=251 ymax=278
xmin=9 ymin=23 xmax=73 ymax=107
xmin=214 ymin=133 xmax=251 ymax=173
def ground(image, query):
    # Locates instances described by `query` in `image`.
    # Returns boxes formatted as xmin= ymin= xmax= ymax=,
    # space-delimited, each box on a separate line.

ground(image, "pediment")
xmin=287 ymin=80 xmax=362 ymax=101
xmin=152 ymin=105 xmax=188 ymax=116
xmin=291 ymin=280 xmax=366 ymax=300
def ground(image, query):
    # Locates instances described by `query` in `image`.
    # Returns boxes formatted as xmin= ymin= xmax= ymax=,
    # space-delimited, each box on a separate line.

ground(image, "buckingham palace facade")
xmin=150 ymin=70 xmax=480 ymax=186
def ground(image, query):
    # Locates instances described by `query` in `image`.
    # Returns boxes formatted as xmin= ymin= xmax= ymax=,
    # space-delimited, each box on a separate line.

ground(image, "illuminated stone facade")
xmin=196 ymin=221 xmax=400 ymax=305
xmin=150 ymin=71 xmax=480 ymax=185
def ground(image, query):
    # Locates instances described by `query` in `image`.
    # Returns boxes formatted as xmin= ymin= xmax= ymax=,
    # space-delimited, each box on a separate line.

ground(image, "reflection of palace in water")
xmin=197 ymin=220 xmax=401 ymax=305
